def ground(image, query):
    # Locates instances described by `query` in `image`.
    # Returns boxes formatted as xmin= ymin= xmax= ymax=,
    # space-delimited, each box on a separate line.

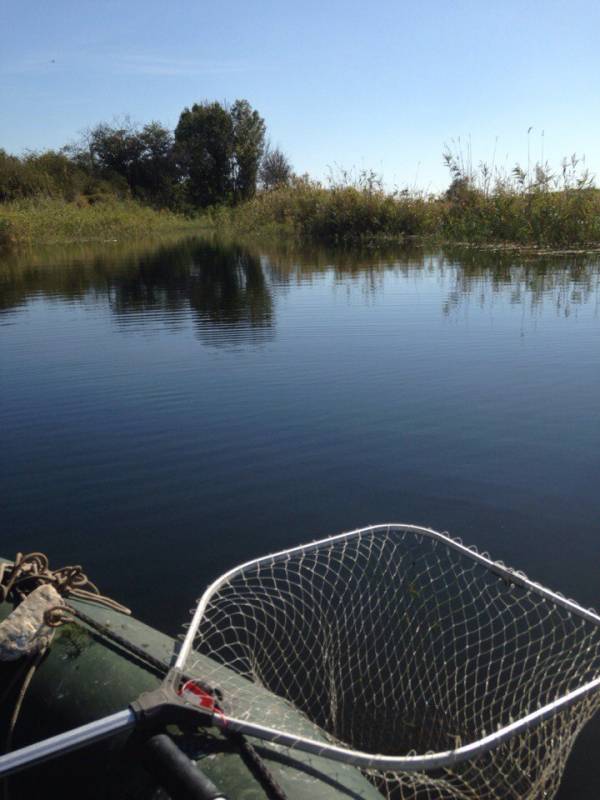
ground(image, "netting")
xmin=184 ymin=524 xmax=600 ymax=800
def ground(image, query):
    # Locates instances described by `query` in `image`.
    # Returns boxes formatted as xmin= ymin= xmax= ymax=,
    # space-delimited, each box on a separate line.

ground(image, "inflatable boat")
xmin=0 ymin=555 xmax=379 ymax=800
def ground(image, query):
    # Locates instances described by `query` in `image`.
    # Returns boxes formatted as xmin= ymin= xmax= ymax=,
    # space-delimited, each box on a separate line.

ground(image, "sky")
xmin=1 ymin=0 xmax=599 ymax=191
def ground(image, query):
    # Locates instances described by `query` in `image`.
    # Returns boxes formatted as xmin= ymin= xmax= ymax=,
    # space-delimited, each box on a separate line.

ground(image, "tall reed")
xmin=206 ymin=156 xmax=600 ymax=248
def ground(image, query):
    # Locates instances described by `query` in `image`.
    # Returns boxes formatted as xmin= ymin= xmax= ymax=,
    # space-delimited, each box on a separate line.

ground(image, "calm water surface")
xmin=1 ymin=237 xmax=599 ymax=795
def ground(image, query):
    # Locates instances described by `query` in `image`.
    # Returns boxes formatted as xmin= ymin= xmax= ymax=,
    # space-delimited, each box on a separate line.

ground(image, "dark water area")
xmin=1 ymin=236 xmax=600 ymax=797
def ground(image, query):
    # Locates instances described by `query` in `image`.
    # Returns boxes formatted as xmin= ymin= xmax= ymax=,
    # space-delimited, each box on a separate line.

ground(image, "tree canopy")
xmin=175 ymin=99 xmax=266 ymax=207
xmin=260 ymin=145 xmax=293 ymax=190
xmin=230 ymin=99 xmax=266 ymax=201
xmin=1 ymin=99 xmax=288 ymax=211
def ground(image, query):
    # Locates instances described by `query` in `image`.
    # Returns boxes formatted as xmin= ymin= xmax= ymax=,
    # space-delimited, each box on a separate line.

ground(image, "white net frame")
xmin=177 ymin=524 xmax=600 ymax=799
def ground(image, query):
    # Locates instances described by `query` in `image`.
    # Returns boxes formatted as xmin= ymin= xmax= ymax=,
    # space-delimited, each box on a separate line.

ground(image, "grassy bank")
xmin=3 ymin=159 xmax=600 ymax=252
xmin=202 ymin=171 xmax=600 ymax=249
xmin=0 ymin=198 xmax=200 ymax=248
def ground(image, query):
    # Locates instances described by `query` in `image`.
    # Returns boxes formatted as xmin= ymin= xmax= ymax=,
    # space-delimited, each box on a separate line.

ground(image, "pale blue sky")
xmin=1 ymin=0 xmax=599 ymax=190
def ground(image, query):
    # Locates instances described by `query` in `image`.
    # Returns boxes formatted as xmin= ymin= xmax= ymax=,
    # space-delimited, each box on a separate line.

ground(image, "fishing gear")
xmin=2 ymin=524 xmax=600 ymax=800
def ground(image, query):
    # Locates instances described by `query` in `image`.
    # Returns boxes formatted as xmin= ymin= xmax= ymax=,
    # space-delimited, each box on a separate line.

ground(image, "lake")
xmin=1 ymin=236 xmax=599 ymax=796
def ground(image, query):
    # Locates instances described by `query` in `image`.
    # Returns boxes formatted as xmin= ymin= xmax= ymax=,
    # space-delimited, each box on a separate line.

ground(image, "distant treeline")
xmin=2 ymin=101 xmax=600 ymax=248
xmin=0 ymin=99 xmax=292 ymax=211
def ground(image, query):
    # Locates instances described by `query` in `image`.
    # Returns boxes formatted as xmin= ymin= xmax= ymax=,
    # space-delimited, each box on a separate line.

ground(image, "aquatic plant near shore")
xmin=439 ymin=148 xmax=600 ymax=246
xmin=204 ymin=171 xmax=440 ymax=243
xmin=205 ymin=157 xmax=600 ymax=248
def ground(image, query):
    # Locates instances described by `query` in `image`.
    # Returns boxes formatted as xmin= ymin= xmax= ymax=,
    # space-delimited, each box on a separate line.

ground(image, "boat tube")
xmin=0 ymin=557 xmax=380 ymax=800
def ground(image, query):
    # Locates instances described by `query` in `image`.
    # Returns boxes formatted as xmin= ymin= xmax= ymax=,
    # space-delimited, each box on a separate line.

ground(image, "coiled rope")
xmin=0 ymin=552 xmax=130 ymax=615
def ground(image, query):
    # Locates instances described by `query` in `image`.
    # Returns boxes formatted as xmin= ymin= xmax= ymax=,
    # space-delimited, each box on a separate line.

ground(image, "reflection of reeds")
xmin=2 ymin=237 xmax=598 ymax=324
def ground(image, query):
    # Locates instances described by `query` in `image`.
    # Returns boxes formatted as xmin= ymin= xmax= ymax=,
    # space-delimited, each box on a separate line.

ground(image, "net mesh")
xmin=186 ymin=525 xmax=600 ymax=799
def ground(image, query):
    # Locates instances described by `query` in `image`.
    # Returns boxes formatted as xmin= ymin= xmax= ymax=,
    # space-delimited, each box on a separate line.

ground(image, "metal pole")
xmin=0 ymin=709 xmax=136 ymax=778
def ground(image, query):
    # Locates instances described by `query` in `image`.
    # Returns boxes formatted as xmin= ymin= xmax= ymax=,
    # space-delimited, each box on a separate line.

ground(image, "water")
xmin=1 ymin=237 xmax=600 ymax=795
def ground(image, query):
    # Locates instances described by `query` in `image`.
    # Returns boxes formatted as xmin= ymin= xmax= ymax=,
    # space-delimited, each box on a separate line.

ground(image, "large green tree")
xmin=174 ymin=102 xmax=234 ymax=208
xmin=135 ymin=122 xmax=178 ymax=206
xmin=87 ymin=120 xmax=144 ymax=186
xmin=175 ymin=99 xmax=265 ymax=208
xmin=230 ymin=99 xmax=266 ymax=202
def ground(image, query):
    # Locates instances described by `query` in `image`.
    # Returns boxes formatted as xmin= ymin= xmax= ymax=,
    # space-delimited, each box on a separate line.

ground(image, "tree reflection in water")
xmin=1 ymin=238 xmax=599 ymax=336
xmin=0 ymin=238 xmax=275 ymax=347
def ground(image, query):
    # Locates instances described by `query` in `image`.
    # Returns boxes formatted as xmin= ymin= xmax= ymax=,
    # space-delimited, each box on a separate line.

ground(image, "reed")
xmin=204 ymin=159 xmax=600 ymax=249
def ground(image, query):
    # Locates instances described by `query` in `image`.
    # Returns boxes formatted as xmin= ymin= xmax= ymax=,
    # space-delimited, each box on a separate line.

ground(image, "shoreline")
xmin=2 ymin=196 xmax=600 ymax=258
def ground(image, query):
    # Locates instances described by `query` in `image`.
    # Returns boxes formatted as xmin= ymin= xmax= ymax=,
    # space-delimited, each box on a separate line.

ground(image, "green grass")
xmin=0 ymin=197 xmax=201 ymax=248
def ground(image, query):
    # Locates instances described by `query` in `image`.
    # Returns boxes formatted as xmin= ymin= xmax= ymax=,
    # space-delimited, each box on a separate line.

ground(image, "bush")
xmin=0 ymin=148 xmax=130 ymax=204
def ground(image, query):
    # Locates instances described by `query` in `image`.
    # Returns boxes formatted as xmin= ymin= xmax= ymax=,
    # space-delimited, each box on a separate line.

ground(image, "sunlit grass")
xmin=0 ymin=198 xmax=200 ymax=248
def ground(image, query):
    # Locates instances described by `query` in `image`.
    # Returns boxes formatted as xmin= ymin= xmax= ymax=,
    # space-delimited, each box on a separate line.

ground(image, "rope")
xmin=1 ymin=649 xmax=47 ymax=800
xmin=0 ymin=552 xmax=132 ymax=777
xmin=0 ymin=553 xmax=130 ymax=615
xmin=46 ymin=603 xmax=179 ymax=681
xmin=233 ymin=734 xmax=289 ymax=800
xmin=4 ymin=650 xmax=45 ymax=756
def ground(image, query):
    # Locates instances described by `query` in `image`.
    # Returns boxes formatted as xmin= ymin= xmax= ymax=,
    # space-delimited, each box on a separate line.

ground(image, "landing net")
xmin=181 ymin=524 xmax=600 ymax=800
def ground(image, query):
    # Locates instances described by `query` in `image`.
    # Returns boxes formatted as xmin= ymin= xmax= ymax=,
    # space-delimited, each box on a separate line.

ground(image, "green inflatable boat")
xmin=0 ymin=556 xmax=380 ymax=800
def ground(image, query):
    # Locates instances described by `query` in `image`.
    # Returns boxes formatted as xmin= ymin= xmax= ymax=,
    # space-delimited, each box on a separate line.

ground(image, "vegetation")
xmin=0 ymin=99 xmax=277 ymax=248
xmin=174 ymin=99 xmax=266 ymax=207
xmin=76 ymin=120 xmax=179 ymax=208
xmin=205 ymin=170 xmax=428 ymax=241
xmin=0 ymin=198 xmax=198 ymax=247
xmin=203 ymin=156 xmax=600 ymax=249
xmin=2 ymin=98 xmax=599 ymax=250
xmin=259 ymin=145 xmax=293 ymax=191
xmin=437 ymin=148 xmax=600 ymax=248
xmin=0 ymin=99 xmax=268 ymax=214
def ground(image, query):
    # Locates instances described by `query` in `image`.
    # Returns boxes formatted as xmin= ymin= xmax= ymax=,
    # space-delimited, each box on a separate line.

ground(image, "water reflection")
xmin=439 ymin=246 xmax=600 ymax=318
xmin=0 ymin=238 xmax=275 ymax=346
xmin=2 ymin=235 xmax=600 ymax=800
xmin=108 ymin=239 xmax=274 ymax=346
xmin=1 ymin=237 xmax=599 ymax=336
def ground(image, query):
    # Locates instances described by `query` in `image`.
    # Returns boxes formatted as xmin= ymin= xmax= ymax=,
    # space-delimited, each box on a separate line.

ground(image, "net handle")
xmin=176 ymin=522 xmax=600 ymax=671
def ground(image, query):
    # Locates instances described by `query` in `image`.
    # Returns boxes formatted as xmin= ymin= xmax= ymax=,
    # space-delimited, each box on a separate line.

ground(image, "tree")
xmin=174 ymin=99 xmax=266 ymax=208
xmin=135 ymin=122 xmax=178 ymax=206
xmin=71 ymin=119 xmax=179 ymax=206
xmin=87 ymin=119 xmax=145 ymax=188
xmin=230 ymin=99 xmax=266 ymax=202
xmin=259 ymin=145 xmax=293 ymax=190
xmin=174 ymin=102 xmax=234 ymax=208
